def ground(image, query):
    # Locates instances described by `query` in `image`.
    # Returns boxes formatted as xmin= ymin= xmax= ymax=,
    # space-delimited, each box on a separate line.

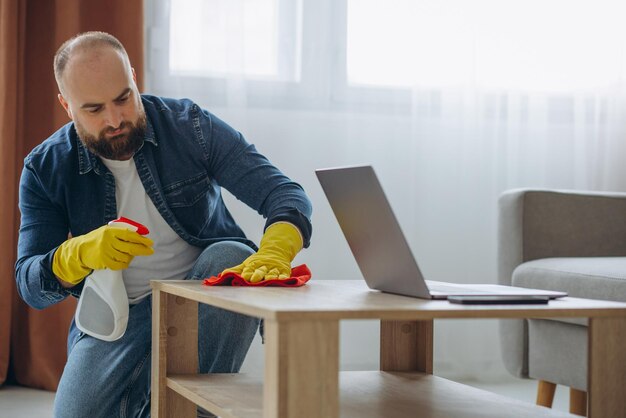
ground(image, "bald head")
xmin=54 ymin=31 xmax=131 ymax=95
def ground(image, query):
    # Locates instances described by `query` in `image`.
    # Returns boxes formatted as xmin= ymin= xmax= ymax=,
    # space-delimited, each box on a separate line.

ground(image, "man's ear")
xmin=58 ymin=94 xmax=73 ymax=120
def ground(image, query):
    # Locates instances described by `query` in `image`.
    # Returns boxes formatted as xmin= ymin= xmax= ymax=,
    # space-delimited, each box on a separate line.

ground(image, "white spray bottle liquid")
xmin=75 ymin=217 xmax=150 ymax=341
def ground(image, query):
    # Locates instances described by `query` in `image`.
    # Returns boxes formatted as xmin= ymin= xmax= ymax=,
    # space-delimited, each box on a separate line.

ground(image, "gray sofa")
xmin=498 ymin=188 xmax=626 ymax=414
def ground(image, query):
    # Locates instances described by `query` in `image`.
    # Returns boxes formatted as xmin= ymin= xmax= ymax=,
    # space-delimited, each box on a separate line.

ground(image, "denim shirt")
xmin=15 ymin=95 xmax=312 ymax=310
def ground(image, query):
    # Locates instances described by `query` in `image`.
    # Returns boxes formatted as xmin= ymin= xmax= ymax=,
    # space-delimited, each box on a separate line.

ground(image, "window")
xmin=146 ymin=0 xmax=303 ymax=106
xmin=146 ymin=0 xmax=626 ymax=109
xmin=169 ymin=0 xmax=301 ymax=81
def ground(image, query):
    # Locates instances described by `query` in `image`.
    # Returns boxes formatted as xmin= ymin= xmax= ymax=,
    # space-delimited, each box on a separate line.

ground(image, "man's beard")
xmin=76 ymin=111 xmax=147 ymax=160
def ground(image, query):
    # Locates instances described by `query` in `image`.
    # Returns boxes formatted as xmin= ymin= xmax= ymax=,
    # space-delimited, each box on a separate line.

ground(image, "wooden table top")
xmin=151 ymin=279 xmax=626 ymax=321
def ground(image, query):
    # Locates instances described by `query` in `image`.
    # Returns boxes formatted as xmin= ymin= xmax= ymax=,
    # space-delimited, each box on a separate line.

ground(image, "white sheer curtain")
xmin=146 ymin=0 xmax=626 ymax=380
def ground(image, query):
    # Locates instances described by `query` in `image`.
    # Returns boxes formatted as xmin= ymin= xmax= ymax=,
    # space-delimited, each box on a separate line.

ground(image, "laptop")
xmin=315 ymin=165 xmax=567 ymax=300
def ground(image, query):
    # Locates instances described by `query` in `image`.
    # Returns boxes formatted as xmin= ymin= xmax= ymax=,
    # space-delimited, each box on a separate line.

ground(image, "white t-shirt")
xmin=100 ymin=157 xmax=202 ymax=303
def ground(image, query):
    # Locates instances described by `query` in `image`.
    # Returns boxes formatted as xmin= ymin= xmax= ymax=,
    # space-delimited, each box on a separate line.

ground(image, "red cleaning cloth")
xmin=203 ymin=264 xmax=312 ymax=287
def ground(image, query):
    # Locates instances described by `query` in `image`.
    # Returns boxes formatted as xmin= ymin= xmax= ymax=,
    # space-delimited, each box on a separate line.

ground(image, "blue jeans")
xmin=53 ymin=241 xmax=260 ymax=418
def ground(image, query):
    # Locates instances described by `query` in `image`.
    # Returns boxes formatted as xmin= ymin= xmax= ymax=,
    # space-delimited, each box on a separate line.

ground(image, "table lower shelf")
xmin=167 ymin=371 xmax=576 ymax=418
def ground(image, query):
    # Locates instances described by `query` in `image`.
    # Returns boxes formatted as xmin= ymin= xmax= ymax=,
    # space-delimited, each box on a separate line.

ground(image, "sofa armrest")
xmin=498 ymin=188 xmax=626 ymax=286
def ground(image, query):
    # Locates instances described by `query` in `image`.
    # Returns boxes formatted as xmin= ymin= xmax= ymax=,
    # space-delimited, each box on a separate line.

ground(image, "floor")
xmin=0 ymin=377 xmax=571 ymax=417
xmin=0 ymin=385 xmax=56 ymax=418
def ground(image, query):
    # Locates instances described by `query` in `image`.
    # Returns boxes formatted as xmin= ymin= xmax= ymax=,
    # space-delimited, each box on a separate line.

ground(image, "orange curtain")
xmin=0 ymin=0 xmax=144 ymax=391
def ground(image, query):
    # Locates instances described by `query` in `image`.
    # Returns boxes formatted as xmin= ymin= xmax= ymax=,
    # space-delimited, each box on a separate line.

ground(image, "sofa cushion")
xmin=512 ymin=257 xmax=626 ymax=326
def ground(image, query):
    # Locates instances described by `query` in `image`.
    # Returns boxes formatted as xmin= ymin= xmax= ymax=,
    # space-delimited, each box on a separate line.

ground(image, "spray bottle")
xmin=75 ymin=217 xmax=150 ymax=341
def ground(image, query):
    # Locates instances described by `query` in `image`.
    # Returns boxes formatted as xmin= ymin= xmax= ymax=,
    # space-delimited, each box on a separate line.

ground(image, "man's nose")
xmin=105 ymin=107 xmax=124 ymax=129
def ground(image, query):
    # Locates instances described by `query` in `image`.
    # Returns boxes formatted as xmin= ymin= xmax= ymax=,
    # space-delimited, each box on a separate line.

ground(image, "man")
xmin=15 ymin=31 xmax=312 ymax=417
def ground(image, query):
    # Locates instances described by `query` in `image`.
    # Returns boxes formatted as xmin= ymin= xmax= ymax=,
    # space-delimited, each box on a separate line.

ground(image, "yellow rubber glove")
xmin=52 ymin=225 xmax=154 ymax=285
xmin=222 ymin=222 xmax=303 ymax=283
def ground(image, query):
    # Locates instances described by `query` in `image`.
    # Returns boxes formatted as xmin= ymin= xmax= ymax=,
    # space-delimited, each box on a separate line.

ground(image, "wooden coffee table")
xmin=150 ymin=280 xmax=626 ymax=417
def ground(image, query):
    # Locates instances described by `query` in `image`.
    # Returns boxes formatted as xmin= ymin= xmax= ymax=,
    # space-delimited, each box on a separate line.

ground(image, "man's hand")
xmin=221 ymin=222 xmax=303 ymax=283
xmin=52 ymin=225 xmax=154 ymax=285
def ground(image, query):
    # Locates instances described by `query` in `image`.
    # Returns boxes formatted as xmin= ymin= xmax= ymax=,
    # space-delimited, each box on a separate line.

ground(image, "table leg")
xmin=588 ymin=316 xmax=626 ymax=418
xmin=263 ymin=319 xmax=340 ymax=418
xmin=151 ymin=290 xmax=199 ymax=417
xmin=380 ymin=320 xmax=433 ymax=373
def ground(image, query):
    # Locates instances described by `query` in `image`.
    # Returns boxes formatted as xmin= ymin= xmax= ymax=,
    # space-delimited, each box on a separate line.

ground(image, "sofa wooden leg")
xmin=536 ymin=380 xmax=556 ymax=408
xmin=570 ymin=388 xmax=587 ymax=416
